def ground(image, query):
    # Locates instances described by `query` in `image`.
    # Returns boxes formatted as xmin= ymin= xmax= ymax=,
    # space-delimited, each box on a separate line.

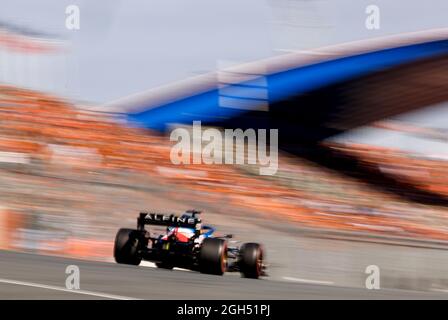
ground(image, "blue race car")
xmin=114 ymin=210 xmax=266 ymax=278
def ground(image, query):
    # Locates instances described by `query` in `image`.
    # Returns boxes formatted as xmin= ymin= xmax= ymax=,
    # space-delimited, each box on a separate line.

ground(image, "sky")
xmin=1 ymin=0 xmax=448 ymax=103
xmin=1 ymin=0 xmax=448 ymax=153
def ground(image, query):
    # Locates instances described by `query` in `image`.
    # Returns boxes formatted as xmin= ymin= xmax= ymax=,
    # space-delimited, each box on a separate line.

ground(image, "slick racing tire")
xmin=239 ymin=243 xmax=264 ymax=279
xmin=199 ymin=238 xmax=227 ymax=275
xmin=114 ymin=228 xmax=143 ymax=266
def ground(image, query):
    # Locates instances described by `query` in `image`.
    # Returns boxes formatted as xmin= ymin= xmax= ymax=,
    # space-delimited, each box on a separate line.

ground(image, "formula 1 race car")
xmin=113 ymin=210 xmax=266 ymax=279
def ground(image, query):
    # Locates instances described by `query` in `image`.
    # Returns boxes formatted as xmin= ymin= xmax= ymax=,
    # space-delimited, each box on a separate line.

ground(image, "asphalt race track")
xmin=0 ymin=250 xmax=447 ymax=300
xmin=2 ymin=209 xmax=448 ymax=300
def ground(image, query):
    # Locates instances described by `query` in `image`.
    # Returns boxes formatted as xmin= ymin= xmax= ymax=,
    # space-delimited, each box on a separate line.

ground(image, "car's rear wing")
xmin=137 ymin=212 xmax=202 ymax=230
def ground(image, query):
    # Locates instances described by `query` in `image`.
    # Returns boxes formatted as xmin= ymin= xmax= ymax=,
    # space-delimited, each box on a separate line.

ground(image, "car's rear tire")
xmin=114 ymin=228 xmax=142 ymax=266
xmin=239 ymin=243 xmax=264 ymax=279
xmin=156 ymin=262 xmax=174 ymax=270
xmin=199 ymin=238 xmax=227 ymax=275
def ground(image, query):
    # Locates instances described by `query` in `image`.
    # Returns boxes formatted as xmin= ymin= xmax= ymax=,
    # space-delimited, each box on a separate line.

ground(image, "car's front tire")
xmin=239 ymin=243 xmax=264 ymax=279
xmin=114 ymin=228 xmax=142 ymax=266
xmin=199 ymin=238 xmax=227 ymax=275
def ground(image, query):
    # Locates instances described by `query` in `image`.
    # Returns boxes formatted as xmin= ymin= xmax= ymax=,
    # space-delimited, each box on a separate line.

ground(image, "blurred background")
xmin=1 ymin=0 xmax=448 ymax=294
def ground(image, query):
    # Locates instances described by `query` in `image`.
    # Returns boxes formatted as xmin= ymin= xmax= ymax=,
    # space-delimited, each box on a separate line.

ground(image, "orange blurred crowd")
xmin=1 ymin=84 xmax=448 ymax=258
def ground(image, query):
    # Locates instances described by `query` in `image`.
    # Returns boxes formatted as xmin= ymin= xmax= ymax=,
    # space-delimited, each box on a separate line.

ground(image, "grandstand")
xmin=2 ymin=85 xmax=448 ymax=260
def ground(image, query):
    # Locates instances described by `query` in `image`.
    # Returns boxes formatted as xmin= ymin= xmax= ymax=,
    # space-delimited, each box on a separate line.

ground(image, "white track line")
xmin=282 ymin=276 xmax=335 ymax=286
xmin=140 ymin=261 xmax=192 ymax=272
xmin=431 ymin=288 xmax=448 ymax=294
xmin=140 ymin=261 xmax=157 ymax=268
xmin=0 ymin=278 xmax=140 ymax=300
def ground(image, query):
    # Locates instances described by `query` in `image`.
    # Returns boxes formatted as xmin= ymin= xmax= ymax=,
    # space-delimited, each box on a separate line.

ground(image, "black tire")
xmin=239 ymin=243 xmax=264 ymax=279
xmin=114 ymin=228 xmax=142 ymax=265
xmin=199 ymin=238 xmax=227 ymax=275
xmin=156 ymin=262 xmax=174 ymax=270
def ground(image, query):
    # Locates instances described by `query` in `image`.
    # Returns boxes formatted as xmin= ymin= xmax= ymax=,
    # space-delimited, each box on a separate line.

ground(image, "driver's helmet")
xmin=180 ymin=213 xmax=193 ymax=219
